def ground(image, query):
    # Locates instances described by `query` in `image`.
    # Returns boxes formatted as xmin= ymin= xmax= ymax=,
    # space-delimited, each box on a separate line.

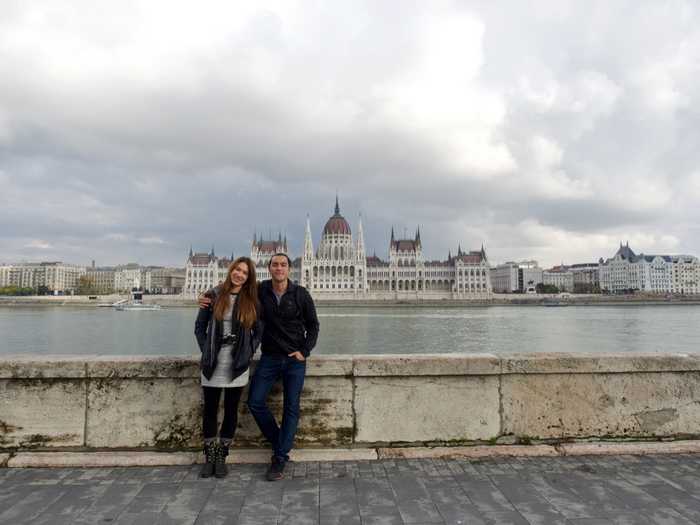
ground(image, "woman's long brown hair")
xmin=213 ymin=257 xmax=257 ymax=328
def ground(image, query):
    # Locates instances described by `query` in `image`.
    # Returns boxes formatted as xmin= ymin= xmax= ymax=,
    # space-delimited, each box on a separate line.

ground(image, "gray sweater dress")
xmin=200 ymin=293 xmax=249 ymax=388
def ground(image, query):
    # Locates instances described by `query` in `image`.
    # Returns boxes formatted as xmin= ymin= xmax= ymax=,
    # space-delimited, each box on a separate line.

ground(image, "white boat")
xmin=97 ymin=299 xmax=128 ymax=308
xmin=115 ymin=303 xmax=162 ymax=311
xmin=114 ymin=292 xmax=162 ymax=311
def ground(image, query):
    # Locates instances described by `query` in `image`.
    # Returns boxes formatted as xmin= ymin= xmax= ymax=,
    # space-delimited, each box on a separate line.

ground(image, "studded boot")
xmin=214 ymin=439 xmax=229 ymax=478
xmin=199 ymin=440 xmax=216 ymax=478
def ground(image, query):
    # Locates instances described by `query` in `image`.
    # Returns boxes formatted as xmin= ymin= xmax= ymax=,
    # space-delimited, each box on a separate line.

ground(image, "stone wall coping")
xmin=500 ymin=352 xmax=700 ymax=374
xmin=0 ymin=355 xmax=91 ymax=379
xmin=1 ymin=352 xmax=700 ymax=379
xmin=351 ymin=353 xmax=502 ymax=376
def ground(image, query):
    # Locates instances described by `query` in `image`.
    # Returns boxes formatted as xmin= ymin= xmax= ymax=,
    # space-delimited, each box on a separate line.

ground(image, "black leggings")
xmin=202 ymin=386 xmax=243 ymax=440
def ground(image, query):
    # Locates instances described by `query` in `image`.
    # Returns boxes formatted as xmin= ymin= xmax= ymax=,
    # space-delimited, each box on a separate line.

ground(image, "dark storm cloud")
xmin=1 ymin=1 xmax=699 ymax=267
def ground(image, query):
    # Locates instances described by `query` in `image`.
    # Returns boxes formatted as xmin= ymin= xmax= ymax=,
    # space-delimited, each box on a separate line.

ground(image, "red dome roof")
xmin=323 ymin=197 xmax=351 ymax=235
xmin=323 ymin=215 xmax=351 ymax=235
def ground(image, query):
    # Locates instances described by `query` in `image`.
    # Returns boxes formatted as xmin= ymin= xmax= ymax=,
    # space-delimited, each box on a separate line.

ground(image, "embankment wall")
xmin=1 ymin=353 xmax=699 ymax=450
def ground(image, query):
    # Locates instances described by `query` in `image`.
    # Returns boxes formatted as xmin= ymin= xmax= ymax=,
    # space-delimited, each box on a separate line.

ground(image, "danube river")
xmin=1 ymin=304 xmax=700 ymax=356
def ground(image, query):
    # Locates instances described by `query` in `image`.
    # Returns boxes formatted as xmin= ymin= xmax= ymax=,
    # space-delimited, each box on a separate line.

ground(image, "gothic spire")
xmin=304 ymin=214 xmax=314 ymax=259
xmin=334 ymin=194 xmax=340 ymax=215
xmin=356 ymin=213 xmax=366 ymax=258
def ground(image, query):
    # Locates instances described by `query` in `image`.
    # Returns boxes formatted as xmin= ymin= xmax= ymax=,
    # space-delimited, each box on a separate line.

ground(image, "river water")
xmin=1 ymin=304 xmax=699 ymax=356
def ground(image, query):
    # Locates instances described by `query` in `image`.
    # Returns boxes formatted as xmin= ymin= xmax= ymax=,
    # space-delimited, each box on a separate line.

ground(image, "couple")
xmin=194 ymin=252 xmax=319 ymax=480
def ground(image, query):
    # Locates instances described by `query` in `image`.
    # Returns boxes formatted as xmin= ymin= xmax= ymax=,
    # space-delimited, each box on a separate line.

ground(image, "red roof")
xmin=323 ymin=214 xmax=351 ymax=235
xmin=393 ymin=240 xmax=418 ymax=252
xmin=189 ymin=254 xmax=214 ymax=265
xmin=255 ymin=240 xmax=286 ymax=253
xmin=454 ymin=255 xmax=483 ymax=264
xmin=366 ymin=255 xmax=388 ymax=267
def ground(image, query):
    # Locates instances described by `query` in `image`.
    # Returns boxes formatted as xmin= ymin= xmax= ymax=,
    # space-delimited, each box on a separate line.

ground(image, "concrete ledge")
xmin=502 ymin=352 xmax=700 ymax=374
xmin=8 ymin=451 xmax=200 ymax=468
xmin=353 ymin=354 xmax=501 ymax=376
xmin=6 ymin=448 xmax=379 ymax=467
xmin=378 ymin=445 xmax=559 ymax=459
xmin=0 ymin=356 xmax=89 ymax=379
xmin=87 ymin=356 xmax=199 ymax=379
xmin=559 ymin=440 xmax=700 ymax=456
xmin=6 ymin=441 xmax=700 ymax=467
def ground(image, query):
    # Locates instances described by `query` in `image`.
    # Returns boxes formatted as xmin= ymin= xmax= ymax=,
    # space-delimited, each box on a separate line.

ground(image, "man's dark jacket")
xmin=258 ymin=279 xmax=319 ymax=358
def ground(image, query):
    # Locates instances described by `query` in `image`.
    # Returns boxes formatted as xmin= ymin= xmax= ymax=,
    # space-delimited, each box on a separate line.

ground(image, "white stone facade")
xmin=490 ymin=261 xmax=542 ymax=293
xmin=184 ymin=199 xmax=492 ymax=300
xmin=85 ymin=268 xmax=116 ymax=293
xmin=183 ymin=249 xmax=232 ymax=297
xmin=543 ymin=266 xmax=574 ymax=292
xmin=113 ymin=264 xmax=153 ymax=292
xmin=599 ymin=243 xmax=700 ymax=294
xmin=300 ymin=200 xmax=368 ymax=295
xmin=0 ymin=262 xmax=85 ymax=292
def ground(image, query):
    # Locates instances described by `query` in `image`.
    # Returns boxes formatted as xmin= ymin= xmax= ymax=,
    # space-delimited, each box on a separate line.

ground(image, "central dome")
xmin=323 ymin=197 xmax=351 ymax=235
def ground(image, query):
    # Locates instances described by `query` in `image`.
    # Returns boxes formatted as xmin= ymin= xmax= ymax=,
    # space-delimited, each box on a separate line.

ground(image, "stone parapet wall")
xmin=1 ymin=353 xmax=699 ymax=450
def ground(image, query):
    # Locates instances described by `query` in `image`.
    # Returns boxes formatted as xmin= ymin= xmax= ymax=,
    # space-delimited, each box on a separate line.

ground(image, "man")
xmin=199 ymin=252 xmax=319 ymax=480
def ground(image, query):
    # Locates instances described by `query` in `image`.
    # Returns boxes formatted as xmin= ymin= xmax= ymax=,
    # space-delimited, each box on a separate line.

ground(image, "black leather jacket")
xmin=194 ymin=286 xmax=263 ymax=381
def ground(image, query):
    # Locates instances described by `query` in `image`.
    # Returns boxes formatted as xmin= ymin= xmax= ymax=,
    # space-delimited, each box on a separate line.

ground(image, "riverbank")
xmin=1 ymin=293 xmax=700 ymax=307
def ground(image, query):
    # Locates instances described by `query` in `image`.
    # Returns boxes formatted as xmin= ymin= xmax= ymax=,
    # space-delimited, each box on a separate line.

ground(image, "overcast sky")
xmin=1 ymin=1 xmax=699 ymax=268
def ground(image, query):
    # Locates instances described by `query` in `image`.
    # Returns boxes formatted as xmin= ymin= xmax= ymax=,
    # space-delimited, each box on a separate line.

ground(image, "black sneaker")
xmin=266 ymin=456 xmax=285 ymax=481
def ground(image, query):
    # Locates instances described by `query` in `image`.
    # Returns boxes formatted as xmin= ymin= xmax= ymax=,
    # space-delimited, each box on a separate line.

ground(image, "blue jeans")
xmin=247 ymin=353 xmax=306 ymax=461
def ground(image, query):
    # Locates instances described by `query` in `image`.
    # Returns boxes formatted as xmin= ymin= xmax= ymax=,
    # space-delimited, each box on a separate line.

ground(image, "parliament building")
xmin=184 ymin=199 xmax=492 ymax=299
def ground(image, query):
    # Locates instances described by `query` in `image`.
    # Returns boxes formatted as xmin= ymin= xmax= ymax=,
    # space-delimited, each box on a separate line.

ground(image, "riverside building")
xmin=183 ymin=198 xmax=492 ymax=299
xmin=599 ymin=242 xmax=700 ymax=294
xmin=0 ymin=262 xmax=85 ymax=293
xmin=543 ymin=265 xmax=574 ymax=292
xmin=490 ymin=261 xmax=543 ymax=293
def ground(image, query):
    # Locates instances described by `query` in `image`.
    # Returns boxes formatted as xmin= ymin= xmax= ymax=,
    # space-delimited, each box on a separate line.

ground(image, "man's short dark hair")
xmin=268 ymin=252 xmax=292 ymax=267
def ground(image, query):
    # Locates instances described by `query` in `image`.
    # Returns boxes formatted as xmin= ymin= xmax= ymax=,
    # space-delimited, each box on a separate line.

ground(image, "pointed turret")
xmin=457 ymin=244 xmax=463 ymax=257
xmin=334 ymin=194 xmax=340 ymax=215
xmin=188 ymin=245 xmax=193 ymax=258
xmin=304 ymin=215 xmax=314 ymax=260
xmin=210 ymin=245 xmax=215 ymax=257
xmin=357 ymin=214 xmax=366 ymax=259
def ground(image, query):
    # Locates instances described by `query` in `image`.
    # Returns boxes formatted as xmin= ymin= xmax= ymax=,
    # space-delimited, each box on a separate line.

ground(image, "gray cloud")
xmin=1 ymin=1 xmax=699 ymax=268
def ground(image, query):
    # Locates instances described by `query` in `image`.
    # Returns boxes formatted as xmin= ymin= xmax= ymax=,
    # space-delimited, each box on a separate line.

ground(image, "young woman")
xmin=194 ymin=256 xmax=261 ymax=478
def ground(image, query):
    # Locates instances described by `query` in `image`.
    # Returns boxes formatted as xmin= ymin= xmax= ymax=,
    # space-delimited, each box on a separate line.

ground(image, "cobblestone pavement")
xmin=1 ymin=455 xmax=700 ymax=524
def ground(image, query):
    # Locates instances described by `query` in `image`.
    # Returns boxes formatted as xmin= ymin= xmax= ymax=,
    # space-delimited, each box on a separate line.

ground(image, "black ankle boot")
xmin=200 ymin=441 xmax=216 ymax=478
xmin=214 ymin=441 xmax=229 ymax=478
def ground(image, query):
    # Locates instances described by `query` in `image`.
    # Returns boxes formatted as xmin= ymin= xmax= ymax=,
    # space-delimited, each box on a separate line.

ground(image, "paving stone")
xmin=73 ymin=481 xmax=145 ymax=524
xmin=31 ymin=483 xmax=112 ymax=524
xmin=193 ymin=483 xmax=246 ymax=524
xmin=0 ymin=485 xmax=67 ymax=524
xmin=457 ymin=478 xmax=516 ymax=514
xmin=2 ymin=454 xmax=700 ymax=524
xmin=156 ymin=481 xmax=214 ymax=524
